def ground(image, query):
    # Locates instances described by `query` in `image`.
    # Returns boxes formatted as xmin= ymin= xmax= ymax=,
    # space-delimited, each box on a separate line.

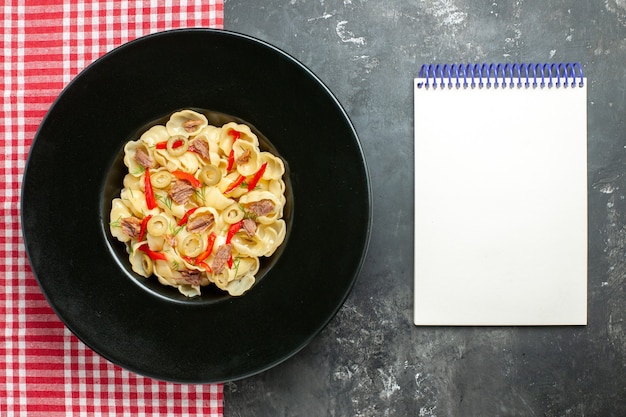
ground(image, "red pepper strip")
xmin=226 ymin=220 xmax=243 ymax=244
xmin=226 ymin=130 xmax=241 ymax=171
xmin=138 ymin=215 xmax=152 ymax=241
xmin=227 ymin=254 xmax=233 ymax=269
xmin=228 ymin=129 xmax=241 ymax=141
xmin=224 ymin=174 xmax=246 ymax=194
xmin=172 ymin=170 xmax=202 ymax=188
xmin=195 ymin=232 xmax=217 ymax=264
xmin=226 ymin=148 xmax=235 ymax=171
xmin=144 ymin=168 xmax=157 ymax=210
xmin=177 ymin=207 xmax=199 ymax=227
xmin=155 ymin=139 xmax=184 ymax=150
xmin=198 ymin=261 xmax=213 ymax=274
xmin=247 ymin=162 xmax=268 ymax=191
xmin=138 ymin=243 xmax=167 ymax=261
xmin=182 ymin=256 xmax=196 ymax=265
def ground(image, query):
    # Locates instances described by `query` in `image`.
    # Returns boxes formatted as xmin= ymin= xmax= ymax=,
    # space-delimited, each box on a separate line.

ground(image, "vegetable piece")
xmin=199 ymin=164 xmax=221 ymax=186
xmin=138 ymin=215 xmax=152 ymax=241
xmin=166 ymin=135 xmax=189 ymax=156
xmin=147 ymin=214 xmax=168 ymax=236
xmin=172 ymin=170 xmax=201 ymax=188
xmin=224 ymin=174 xmax=246 ymax=194
xmin=229 ymin=129 xmax=241 ymax=141
xmin=177 ymin=207 xmax=200 ymax=227
xmin=180 ymin=234 xmax=204 ymax=258
xmin=144 ymin=168 xmax=157 ymax=210
xmin=226 ymin=220 xmax=243 ymax=244
xmin=226 ymin=149 xmax=235 ymax=171
xmin=156 ymin=137 xmax=185 ymax=150
xmin=138 ymin=243 xmax=167 ymax=261
xmin=150 ymin=170 xmax=172 ymax=189
xmin=225 ymin=130 xmax=240 ymax=171
xmin=198 ymin=261 xmax=213 ymax=274
xmin=140 ymin=254 xmax=154 ymax=276
xmin=247 ymin=162 xmax=268 ymax=191
xmin=195 ymin=232 xmax=217 ymax=264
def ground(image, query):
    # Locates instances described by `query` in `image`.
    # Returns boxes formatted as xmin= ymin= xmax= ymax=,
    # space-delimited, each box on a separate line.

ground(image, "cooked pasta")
xmin=110 ymin=109 xmax=287 ymax=297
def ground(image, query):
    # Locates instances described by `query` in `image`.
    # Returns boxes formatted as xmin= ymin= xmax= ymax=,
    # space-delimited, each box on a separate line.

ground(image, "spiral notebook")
xmin=414 ymin=63 xmax=588 ymax=326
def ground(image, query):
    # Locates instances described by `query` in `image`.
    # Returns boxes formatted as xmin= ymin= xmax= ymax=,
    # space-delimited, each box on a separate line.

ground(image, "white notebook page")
xmin=414 ymin=78 xmax=588 ymax=326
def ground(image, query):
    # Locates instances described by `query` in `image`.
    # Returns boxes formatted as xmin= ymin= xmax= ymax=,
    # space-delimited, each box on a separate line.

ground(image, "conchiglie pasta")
xmin=109 ymin=109 xmax=288 ymax=297
xmin=166 ymin=109 xmax=208 ymax=137
xmin=202 ymin=186 xmax=234 ymax=211
xmin=124 ymin=140 xmax=154 ymax=176
xmin=219 ymin=122 xmax=259 ymax=153
xmin=129 ymin=241 xmax=154 ymax=277
xmin=120 ymin=187 xmax=150 ymax=217
xmin=233 ymin=140 xmax=262 ymax=176
xmin=194 ymin=126 xmax=222 ymax=163
xmin=154 ymin=148 xmax=201 ymax=173
xmin=238 ymin=190 xmax=283 ymax=225
xmin=231 ymin=233 xmax=268 ymax=258
xmin=259 ymin=152 xmax=285 ymax=180
xmin=226 ymin=275 xmax=256 ymax=296
xmin=257 ymin=220 xmax=287 ymax=257
xmin=140 ymin=124 xmax=169 ymax=147
xmin=110 ymin=198 xmax=133 ymax=243
xmin=123 ymin=173 xmax=141 ymax=190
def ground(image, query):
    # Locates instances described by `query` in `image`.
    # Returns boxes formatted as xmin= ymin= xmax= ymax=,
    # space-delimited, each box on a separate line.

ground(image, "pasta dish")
xmin=109 ymin=109 xmax=287 ymax=297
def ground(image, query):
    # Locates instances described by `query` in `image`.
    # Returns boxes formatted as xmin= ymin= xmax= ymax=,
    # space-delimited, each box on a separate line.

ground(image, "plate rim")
xmin=20 ymin=28 xmax=373 ymax=383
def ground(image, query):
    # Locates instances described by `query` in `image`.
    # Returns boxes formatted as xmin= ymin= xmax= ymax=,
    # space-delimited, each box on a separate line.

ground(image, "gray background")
xmin=222 ymin=1 xmax=626 ymax=416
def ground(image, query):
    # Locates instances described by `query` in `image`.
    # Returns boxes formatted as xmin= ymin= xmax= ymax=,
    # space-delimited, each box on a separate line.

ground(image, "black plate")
xmin=21 ymin=29 xmax=371 ymax=383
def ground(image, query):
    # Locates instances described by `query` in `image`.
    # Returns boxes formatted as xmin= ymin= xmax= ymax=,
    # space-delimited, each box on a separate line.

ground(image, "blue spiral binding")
xmin=417 ymin=62 xmax=584 ymax=89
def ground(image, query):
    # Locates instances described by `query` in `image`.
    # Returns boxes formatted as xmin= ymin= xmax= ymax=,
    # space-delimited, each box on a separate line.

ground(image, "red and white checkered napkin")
xmin=1 ymin=2 xmax=224 ymax=416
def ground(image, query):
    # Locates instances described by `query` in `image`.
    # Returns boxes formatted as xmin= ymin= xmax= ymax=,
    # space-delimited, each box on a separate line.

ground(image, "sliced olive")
xmin=141 ymin=254 xmax=154 ymax=276
xmin=147 ymin=214 xmax=168 ymax=237
xmin=180 ymin=234 xmax=204 ymax=257
xmin=150 ymin=170 xmax=172 ymax=189
xmin=199 ymin=164 xmax=222 ymax=186
xmin=167 ymin=135 xmax=189 ymax=156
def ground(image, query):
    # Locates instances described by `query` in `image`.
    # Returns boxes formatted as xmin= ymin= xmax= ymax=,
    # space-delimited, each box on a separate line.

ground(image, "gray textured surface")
xmin=223 ymin=1 xmax=626 ymax=416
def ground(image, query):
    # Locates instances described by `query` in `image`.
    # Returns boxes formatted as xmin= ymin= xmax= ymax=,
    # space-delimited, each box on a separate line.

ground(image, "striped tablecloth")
xmin=1 ymin=2 xmax=224 ymax=415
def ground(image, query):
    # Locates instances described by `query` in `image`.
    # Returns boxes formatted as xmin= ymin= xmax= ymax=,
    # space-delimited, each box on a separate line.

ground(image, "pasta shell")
xmin=238 ymin=190 xmax=283 ymax=225
xmin=110 ymin=198 xmax=133 ymax=243
xmin=123 ymin=140 xmax=154 ymax=176
xmin=166 ymin=110 xmax=208 ymax=138
xmin=219 ymin=122 xmax=259 ymax=155
xmin=201 ymin=186 xmax=235 ymax=211
xmin=139 ymin=124 xmax=169 ymax=147
xmin=231 ymin=233 xmax=268 ymax=258
xmin=226 ymin=275 xmax=255 ymax=296
xmin=120 ymin=187 xmax=150 ymax=218
xmin=259 ymin=152 xmax=285 ymax=180
xmin=129 ymin=241 xmax=152 ymax=278
xmin=153 ymin=148 xmax=201 ymax=173
xmin=233 ymin=140 xmax=262 ymax=176
xmin=257 ymin=220 xmax=286 ymax=257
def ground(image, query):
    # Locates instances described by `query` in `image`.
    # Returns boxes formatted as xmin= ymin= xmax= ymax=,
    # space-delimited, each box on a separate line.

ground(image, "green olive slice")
xmin=150 ymin=170 xmax=172 ymax=189
xmin=167 ymin=135 xmax=189 ymax=156
xmin=140 ymin=254 xmax=154 ymax=276
xmin=200 ymin=164 xmax=221 ymax=186
xmin=147 ymin=214 xmax=169 ymax=237
xmin=180 ymin=234 xmax=204 ymax=257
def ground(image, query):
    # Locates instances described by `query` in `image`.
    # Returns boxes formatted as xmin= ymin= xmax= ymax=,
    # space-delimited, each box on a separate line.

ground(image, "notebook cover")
xmin=414 ymin=68 xmax=588 ymax=326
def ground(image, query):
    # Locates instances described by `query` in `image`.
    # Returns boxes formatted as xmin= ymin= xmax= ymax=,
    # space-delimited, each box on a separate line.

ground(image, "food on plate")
xmin=110 ymin=109 xmax=287 ymax=297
